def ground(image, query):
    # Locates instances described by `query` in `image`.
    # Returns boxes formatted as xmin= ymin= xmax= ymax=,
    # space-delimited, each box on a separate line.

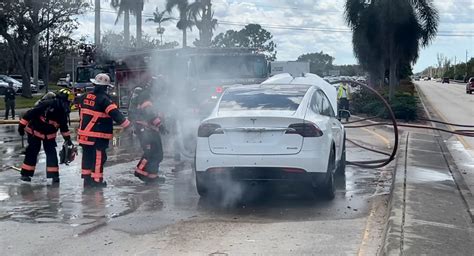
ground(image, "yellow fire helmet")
xmin=57 ymin=88 xmax=75 ymax=102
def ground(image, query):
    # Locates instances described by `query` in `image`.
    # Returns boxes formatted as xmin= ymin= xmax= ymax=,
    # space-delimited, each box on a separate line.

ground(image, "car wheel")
xmin=469 ymin=90 xmax=473 ymax=94
xmin=195 ymin=173 xmax=208 ymax=197
xmin=320 ymin=148 xmax=336 ymax=200
xmin=336 ymin=136 xmax=346 ymax=176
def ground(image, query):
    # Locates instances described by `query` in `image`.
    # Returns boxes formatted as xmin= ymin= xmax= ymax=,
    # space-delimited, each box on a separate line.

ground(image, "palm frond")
xmin=412 ymin=0 xmax=439 ymax=46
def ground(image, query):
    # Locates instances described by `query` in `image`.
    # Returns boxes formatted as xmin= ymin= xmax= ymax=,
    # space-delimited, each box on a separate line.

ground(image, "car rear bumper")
xmin=195 ymin=148 xmax=329 ymax=175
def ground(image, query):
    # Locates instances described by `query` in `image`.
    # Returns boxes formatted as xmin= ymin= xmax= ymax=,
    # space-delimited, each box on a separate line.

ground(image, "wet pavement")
xmin=0 ymin=124 xmax=393 ymax=255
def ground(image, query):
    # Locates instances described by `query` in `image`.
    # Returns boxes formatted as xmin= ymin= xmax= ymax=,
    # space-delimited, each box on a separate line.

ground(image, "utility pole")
xmin=454 ymin=56 xmax=456 ymax=76
xmin=95 ymin=0 xmax=101 ymax=46
xmin=466 ymin=50 xmax=469 ymax=81
xmin=45 ymin=0 xmax=50 ymax=93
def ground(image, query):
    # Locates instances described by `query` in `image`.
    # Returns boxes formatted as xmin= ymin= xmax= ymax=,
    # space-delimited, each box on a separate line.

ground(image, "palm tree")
xmin=166 ymin=0 xmax=193 ymax=48
xmin=345 ymin=0 xmax=438 ymax=100
xmin=188 ymin=0 xmax=218 ymax=47
xmin=133 ymin=0 xmax=145 ymax=48
xmin=110 ymin=0 xmax=132 ymax=46
xmin=94 ymin=0 xmax=101 ymax=45
xmin=147 ymin=7 xmax=175 ymax=45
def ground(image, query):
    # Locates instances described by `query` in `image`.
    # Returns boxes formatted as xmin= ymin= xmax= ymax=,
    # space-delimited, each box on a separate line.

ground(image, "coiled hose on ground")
xmin=332 ymin=80 xmax=474 ymax=169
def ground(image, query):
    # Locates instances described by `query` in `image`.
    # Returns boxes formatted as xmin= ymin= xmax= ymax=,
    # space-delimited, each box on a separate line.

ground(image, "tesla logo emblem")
xmin=250 ymin=118 xmax=257 ymax=124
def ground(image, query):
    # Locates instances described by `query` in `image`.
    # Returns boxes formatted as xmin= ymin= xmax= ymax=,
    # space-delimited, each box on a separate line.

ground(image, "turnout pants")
xmin=21 ymin=135 xmax=59 ymax=178
xmin=4 ymin=100 xmax=15 ymax=119
xmin=339 ymin=98 xmax=349 ymax=111
xmin=81 ymin=144 xmax=108 ymax=183
xmin=135 ymin=129 xmax=163 ymax=180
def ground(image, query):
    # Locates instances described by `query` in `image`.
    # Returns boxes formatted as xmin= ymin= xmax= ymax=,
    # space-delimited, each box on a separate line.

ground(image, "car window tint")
xmin=219 ymin=88 xmax=306 ymax=111
xmin=310 ymin=91 xmax=322 ymax=114
xmin=320 ymin=91 xmax=335 ymax=117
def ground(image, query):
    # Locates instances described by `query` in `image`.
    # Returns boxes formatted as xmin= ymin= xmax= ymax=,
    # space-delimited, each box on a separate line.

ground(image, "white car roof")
xmin=262 ymin=73 xmax=338 ymax=113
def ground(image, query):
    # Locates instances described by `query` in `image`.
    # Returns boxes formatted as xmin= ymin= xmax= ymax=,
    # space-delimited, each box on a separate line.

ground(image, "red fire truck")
xmin=114 ymin=48 xmax=270 ymax=159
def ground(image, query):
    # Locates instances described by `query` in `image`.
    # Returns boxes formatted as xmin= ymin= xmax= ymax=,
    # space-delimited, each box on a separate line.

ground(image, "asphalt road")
xmin=416 ymin=80 xmax=474 ymax=157
xmin=0 ymin=124 xmax=394 ymax=255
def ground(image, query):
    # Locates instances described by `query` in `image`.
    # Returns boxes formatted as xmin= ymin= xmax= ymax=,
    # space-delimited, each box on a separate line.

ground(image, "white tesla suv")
xmin=194 ymin=73 xmax=346 ymax=199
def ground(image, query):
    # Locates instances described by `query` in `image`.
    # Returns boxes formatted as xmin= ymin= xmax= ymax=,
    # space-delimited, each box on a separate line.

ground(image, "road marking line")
xmin=361 ymin=128 xmax=391 ymax=149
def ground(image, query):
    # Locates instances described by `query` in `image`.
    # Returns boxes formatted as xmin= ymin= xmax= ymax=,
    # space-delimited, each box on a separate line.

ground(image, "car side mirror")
xmin=338 ymin=109 xmax=351 ymax=121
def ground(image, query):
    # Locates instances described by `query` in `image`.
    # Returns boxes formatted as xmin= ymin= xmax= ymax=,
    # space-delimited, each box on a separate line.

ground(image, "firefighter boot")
xmin=84 ymin=176 xmax=107 ymax=188
xmin=20 ymin=175 xmax=31 ymax=182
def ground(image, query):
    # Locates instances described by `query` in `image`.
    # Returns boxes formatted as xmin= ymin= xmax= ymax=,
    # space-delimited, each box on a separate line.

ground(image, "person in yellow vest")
xmin=337 ymin=83 xmax=351 ymax=121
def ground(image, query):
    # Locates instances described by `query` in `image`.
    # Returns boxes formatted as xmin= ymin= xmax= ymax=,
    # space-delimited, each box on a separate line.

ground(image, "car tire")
xmin=336 ymin=135 xmax=346 ymax=176
xmin=469 ymin=90 xmax=473 ymax=94
xmin=320 ymin=148 xmax=336 ymax=200
xmin=195 ymin=173 xmax=208 ymax=197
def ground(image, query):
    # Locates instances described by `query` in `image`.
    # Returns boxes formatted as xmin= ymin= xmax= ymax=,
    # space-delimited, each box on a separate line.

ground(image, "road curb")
xmin=380 ymin=132 xmax=408 ymax=256
xmin=415 ymin=84 xmax=474 ymax=222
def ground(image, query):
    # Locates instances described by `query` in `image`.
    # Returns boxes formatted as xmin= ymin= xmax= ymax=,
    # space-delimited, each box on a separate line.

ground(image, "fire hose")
xmin=333 ymin=80 xmax=474 ymax=169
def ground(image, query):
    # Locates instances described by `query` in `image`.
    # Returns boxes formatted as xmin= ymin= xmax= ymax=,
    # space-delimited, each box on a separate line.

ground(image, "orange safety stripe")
xmin=82 ymin=169 xmax=92 ymax=175
xmin=78 ymin=138 xmax=95 ymax=145
xmin=94 ymin=150 xmax=102 ymax=182
xmin=21 ymin=163 xmax=35 ymax=171
xmin=135 ymin=168 xmax=149 ymax=177
xmin=80 ymin=108 xmax=110 ymax=118
xmin=91 ymin=172 xmax=103 ymax=179
xmin=152 ymin=117 xmax=161 ymax=126
xmin=25 ymin=127 xmax=57 ymax=140
xmin=47 ymin=167 xmax=59 ymax=173
xmin=77 ymin=130 xmax=113 ymax=139
xmin=138 ymin=101 xmax=152 ymax=109
xmin=105 ymin=104 xmax=118 ymax=115
xmin=138 ymin=159 xmax=148 ymax=171
xmin=19 ymin=118 xmax=29 ymax=126
xmin=62 ymin=131 xmax=71 ymax=137
xmin=120 ymin=119 xmax=131 ymax=128
xmin=40 ymin=116 xmax=59 ymax=128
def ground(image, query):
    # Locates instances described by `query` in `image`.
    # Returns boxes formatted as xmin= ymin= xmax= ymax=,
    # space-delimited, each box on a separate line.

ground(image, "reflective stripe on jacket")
xmin=78 ymin=91 xmax=130 ymax=145
xmin=337 ymin=85 xmax=351 ymax=100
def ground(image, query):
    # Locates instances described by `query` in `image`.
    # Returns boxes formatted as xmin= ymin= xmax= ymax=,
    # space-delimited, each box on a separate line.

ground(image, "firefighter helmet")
xmin=91 ymin=73 xmax=113 ymax=87
xmin=57 ymin=88 xmax=74 ymax=102
xmin=59 ymin=141 xmax=78 ymax=165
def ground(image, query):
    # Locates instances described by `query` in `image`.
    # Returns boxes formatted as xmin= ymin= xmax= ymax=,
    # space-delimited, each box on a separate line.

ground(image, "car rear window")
xmin=219 ymin=88 xmax=307 ymax=111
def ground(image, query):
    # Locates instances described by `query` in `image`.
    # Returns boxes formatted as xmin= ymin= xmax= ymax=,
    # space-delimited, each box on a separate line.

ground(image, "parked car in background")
xmin=442 ymin=77 xmax=450 ymax=84
xmin=0 ymin=75 xmax=23 ymax=93
xmin=9 ymin=75 xmax=45 ymax=90
xmin=0 ymin=80 xmax=13 ymax=95
xmin=466 ymin=77 xmax=474 ymax=94
xmin=194 ymin=73 xmax=346 ymax=200
xmin=56 ymin=78 xmax=71 ymax=87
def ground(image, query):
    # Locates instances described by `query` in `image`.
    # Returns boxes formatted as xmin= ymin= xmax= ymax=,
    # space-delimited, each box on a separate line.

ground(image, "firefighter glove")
xmin=18 ymin=125 xmax=25 ymax=137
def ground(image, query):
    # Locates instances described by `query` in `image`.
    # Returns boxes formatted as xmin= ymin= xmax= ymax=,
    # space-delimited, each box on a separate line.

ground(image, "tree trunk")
xmin=124 ymin=9 xmax=130 ymax=46
xmin=136 ymin=10 xmax=142 ymax=48
xmin=389 ymin=44 xmax=397 ymax=102
xmin=201 ymin=0 xmax=212 ymax=47
xmin=94 ymin=0 xmax=101 ymax=45
xmin=182 ymin=28 xmax=187 ymax=48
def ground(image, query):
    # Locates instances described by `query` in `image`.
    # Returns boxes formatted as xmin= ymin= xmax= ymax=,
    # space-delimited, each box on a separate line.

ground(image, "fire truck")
xmin=103 ymin=48 xmax=270 ymax=160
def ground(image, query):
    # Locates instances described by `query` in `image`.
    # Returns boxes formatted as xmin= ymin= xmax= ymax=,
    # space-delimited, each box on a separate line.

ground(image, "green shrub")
xmin=350 ymin=89 xmax=418 ymax=121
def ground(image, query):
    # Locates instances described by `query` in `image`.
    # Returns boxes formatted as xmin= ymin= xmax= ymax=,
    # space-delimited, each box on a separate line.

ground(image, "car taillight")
xmin=216 ymin=86 xmax=223 ymax=93
xmin=286 ymin=123 xmax=323 ymax=137
xmin=198 ymin=123 xmax=224 ymax=137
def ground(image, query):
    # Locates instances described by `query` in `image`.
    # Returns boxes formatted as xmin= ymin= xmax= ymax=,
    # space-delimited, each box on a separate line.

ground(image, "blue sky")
xmin=76 ymin=0 xmax=474 ymax=72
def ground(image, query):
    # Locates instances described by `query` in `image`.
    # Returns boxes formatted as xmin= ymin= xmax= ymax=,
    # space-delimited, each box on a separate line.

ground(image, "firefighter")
xmin=18 ymin=88 xmax=74 ymax=183
xmin=133 ymin=77 xmax=165 ymax=183
xmin=78 ymin=73 xmax=131 ymax=188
